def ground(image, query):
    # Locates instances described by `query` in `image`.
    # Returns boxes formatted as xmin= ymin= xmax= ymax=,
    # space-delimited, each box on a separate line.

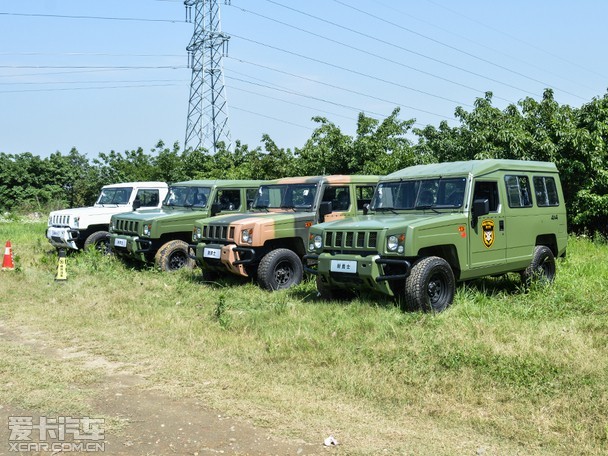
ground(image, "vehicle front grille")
xmin=114 ymin=219 xmax=139 ymax=235
xmin=202 ymin=224 xmax=235 ymax=242
xmin=324 ymin=230 xmax=380 ymax=250
xmin=49 ymin=215 xmax=70 ymax=227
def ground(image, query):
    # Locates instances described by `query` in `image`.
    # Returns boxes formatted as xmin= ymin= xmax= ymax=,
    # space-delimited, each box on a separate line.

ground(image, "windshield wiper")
xmin=253 ymin=205 xmax=269 ymax=212
xmin=415 ymin=205 xmax=440 ymax=213
xmin=373 ymin=207 xmax=398 ymax=214
xmin=280 ymin=205 xmax=296 ymax=211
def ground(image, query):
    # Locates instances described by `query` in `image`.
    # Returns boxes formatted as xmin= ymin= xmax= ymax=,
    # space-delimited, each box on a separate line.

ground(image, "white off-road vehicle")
xmin=46 ymin=182 xmax=168 ymax=252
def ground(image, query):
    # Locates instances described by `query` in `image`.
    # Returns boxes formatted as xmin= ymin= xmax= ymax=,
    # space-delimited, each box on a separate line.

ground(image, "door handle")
xmin=499 ymin=220 xmax=504 ymax=231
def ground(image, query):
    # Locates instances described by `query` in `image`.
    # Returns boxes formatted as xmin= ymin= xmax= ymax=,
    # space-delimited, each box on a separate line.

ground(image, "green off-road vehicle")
xmin=192 ymin=175 xmax=380 ymax=290
xmin=305 ymin=160 xmax=567 ymax=311
xmin=109 ymin=179 xmax=264 ymax=271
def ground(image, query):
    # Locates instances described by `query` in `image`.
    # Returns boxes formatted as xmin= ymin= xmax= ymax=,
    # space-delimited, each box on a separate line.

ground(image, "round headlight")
xmin=242 ymin=229 xmax=252 ymax=244
xmin=195 ymin=227 xmax=201 ymax=239
xmin=313 ymin=234 xmax=323 ymax=249
xmin=387 ymin=235 xmax=399 ymax=251
xmin=143 ymin=224 xmax=151 ymax=236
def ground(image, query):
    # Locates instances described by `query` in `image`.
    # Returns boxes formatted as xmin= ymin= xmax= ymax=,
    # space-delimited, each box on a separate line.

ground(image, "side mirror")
xmin=471 ymin=198 xmax=489 ymax=228
xmin=210 ymin=202 xmax=222 ymax=217
xmin=363 ymin=203 xmax=370 ymax=215
xmin=132 ymin=199 xmax=141 ymax=211
xmin=318 ymin=201 xmax=333 ymax=222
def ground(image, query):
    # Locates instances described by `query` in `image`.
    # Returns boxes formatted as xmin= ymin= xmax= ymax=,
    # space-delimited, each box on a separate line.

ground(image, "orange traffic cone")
xmin=2 ymin=240 xmax=15 ymax=270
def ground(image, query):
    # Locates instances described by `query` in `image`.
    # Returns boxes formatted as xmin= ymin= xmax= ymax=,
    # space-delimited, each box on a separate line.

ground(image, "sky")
xmin=1 ymin=0 xmax=607 ymax=158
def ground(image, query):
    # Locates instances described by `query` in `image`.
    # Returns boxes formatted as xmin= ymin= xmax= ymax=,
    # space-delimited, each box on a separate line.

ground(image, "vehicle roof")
xmin=266 ymin=175 xmax=380 ymax=185
xmin=170 ymin=179 xmax=266 ymax=187
xmin=102 ymin=181 xmax=167 ymax=188
xmin=385 ymin=159 xmax=558 ymax=181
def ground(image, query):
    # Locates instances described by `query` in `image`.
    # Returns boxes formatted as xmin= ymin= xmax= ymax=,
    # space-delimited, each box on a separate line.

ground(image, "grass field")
xmin=1 ymin=219 xmax=607 ymax=455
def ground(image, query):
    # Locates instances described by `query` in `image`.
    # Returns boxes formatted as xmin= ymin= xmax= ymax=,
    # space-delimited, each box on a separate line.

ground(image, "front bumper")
xmin=305 ymin=252 xmax=411 ymax=297
xmin=46 ymin=227 xmax=80 ymax=250
xmin=108 ymin=233 xmax=151 ymax=261
xmin=194 ymin=242 xmax=256 ymax=277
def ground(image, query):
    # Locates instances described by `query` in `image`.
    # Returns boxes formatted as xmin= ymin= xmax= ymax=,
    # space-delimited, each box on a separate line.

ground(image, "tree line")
xmin=1 ymin=89 xmax=606 ymax=234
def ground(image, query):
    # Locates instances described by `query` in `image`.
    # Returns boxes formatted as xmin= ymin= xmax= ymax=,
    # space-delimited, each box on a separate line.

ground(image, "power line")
xmin=227 ymin=57 xmax=452 ymax=120
xmin=229 ymin=82 xmax=428 ymax=129
xmin=0 ymin=78 xmax=187 ymax=86
xmin=424 ymin=0 xmax=608 ymax=81
xmin=227 ymin=74 xmax=389 ymax=119
xmin=230 ymin=3 xmax=514 ymax=104
xmin=229 ymin=85 xmax=357 ymax=122
xmin=0 ymin=11 xmax=184 ymax=23
xmin=331 ymin=0 xmax=586 ymax=101
xmin=0 ymin=52 xmax=184 ymax=58
xmin=369 ymin=0 xmax=600 ymax=94
xmin=230 ymin=105 xmax=314 ymax=131
xmin=0 ymin=83 xmax=181 ymax=94
xmin=259 ymin=0 xmax=545 ymax=98
xmin=0 ymin=65 xmax=186 ymax=69
xmin=229 ymin=33 xmax=473 ymax=108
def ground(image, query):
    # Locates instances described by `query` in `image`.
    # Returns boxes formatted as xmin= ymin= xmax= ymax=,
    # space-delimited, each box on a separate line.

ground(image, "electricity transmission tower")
xmin=184 ymin=0 xmax=231 ymax=153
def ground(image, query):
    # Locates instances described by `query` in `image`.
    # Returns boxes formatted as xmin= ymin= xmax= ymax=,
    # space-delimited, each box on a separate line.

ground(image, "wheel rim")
xmin=273 ymin=260 xmax=293 ymax=287
xmin=427 ymin=272 xmax=449 ymax=308
xmin=537 ymin=256 xmax=555 ymax=282
xmin=96 ymin=239 xmax=111 ymax=255
xmin=168 ymin=251 xmax=187 ymax=270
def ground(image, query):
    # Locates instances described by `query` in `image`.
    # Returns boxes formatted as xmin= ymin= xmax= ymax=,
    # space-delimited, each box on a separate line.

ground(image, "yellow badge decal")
xmin=481 ymin=219 xmax=495 ymax=248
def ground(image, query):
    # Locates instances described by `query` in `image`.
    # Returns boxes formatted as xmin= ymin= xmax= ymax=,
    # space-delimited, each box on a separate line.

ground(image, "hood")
xmin=49 ymin=205 xmax=133 ymax=220
xmin=315 ymin=212 xmax=465 ymax=231
xmin=112 ymin=207 xmax=209 ymax=223
xmin=199 ymin=210 xmax=315 ymax=228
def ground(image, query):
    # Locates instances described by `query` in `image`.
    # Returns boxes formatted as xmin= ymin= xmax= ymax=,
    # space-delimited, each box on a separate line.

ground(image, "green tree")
xmin=294 ymin=108 xmax=416 ymax=176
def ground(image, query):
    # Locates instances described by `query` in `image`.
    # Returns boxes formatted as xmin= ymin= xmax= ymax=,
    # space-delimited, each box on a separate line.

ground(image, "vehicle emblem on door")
xmin=481 ymin=219 xmax=495 ymax=248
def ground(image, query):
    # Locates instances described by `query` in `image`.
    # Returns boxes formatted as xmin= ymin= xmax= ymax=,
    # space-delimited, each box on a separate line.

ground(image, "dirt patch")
xmin=0 ymin=322 xmax=320 ymax=455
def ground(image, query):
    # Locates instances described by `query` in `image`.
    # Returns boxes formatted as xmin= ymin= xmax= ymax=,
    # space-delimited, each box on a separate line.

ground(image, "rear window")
xmin=533 ymin=176 xmax=560 ymax=207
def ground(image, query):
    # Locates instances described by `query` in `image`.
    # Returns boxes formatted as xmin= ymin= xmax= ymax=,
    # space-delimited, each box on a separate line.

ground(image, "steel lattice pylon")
xmin=184 ymin=0 xmax=231 ymax=153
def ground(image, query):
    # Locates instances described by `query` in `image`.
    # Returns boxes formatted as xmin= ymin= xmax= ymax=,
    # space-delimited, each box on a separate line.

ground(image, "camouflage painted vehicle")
xmin=192 ymin=175 xmax=380 ymax=290
xmin=109 ymin=180 xmax=264 ymax=271
xmin=306 ymin=160 xmax=568 ymax=312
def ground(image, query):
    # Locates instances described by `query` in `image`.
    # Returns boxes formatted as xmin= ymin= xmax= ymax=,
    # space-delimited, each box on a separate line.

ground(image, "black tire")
xmin=521 ymin=245 xmax=556 ymax=287
xmin=404 ymin=256 xmax=455 ymax=312
xmin=154 ymin=240 xmax=195 ymax=272
xmin=84 ymin=231 xmax=111 ymax=255
xmin=257 ymin=248 xmax=303 ymax=290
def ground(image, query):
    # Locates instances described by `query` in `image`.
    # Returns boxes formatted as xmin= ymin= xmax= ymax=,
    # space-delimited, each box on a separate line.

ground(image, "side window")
xmin=473 ymin=181 xmax=500 ymax=212
xmin=356 ymin=185 xmax=375 ymax=210
xmin=215 ymin=189 xmax=241 ymax=211
xmin=533 ymin=176 xmax=560 ymax=207
xmin=505 ymin=175 xmax=532 ymax=208
xmin=136 ymin=189 xmax=160 ymax=207
xmin=246 ymin=188 xmax=257 ymax=209
xmin=437 ymin=178 xmax=466 ymax=207
xmin=322 ymin=186 xmax=350 ymax=211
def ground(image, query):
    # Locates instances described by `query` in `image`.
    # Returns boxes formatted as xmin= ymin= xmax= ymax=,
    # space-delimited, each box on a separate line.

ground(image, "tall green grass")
xmin=1 ymin=219 xmax=607 ymax=455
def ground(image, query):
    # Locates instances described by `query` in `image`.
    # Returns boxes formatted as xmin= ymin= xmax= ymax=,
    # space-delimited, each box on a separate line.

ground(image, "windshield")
xmin=252 ymin=183 xmax=318 ymax=210
xmin=371 ymin=178 xmax=467 ymax=210
xmin=97 ymin=187 xmax=133 ymax=205
xmin=164 ymin=186 xmax=211 ymax=208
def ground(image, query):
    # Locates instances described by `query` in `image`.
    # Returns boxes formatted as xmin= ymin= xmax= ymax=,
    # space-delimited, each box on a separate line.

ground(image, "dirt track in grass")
xmin=0 ymin=322 xmax=321 ymax=455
